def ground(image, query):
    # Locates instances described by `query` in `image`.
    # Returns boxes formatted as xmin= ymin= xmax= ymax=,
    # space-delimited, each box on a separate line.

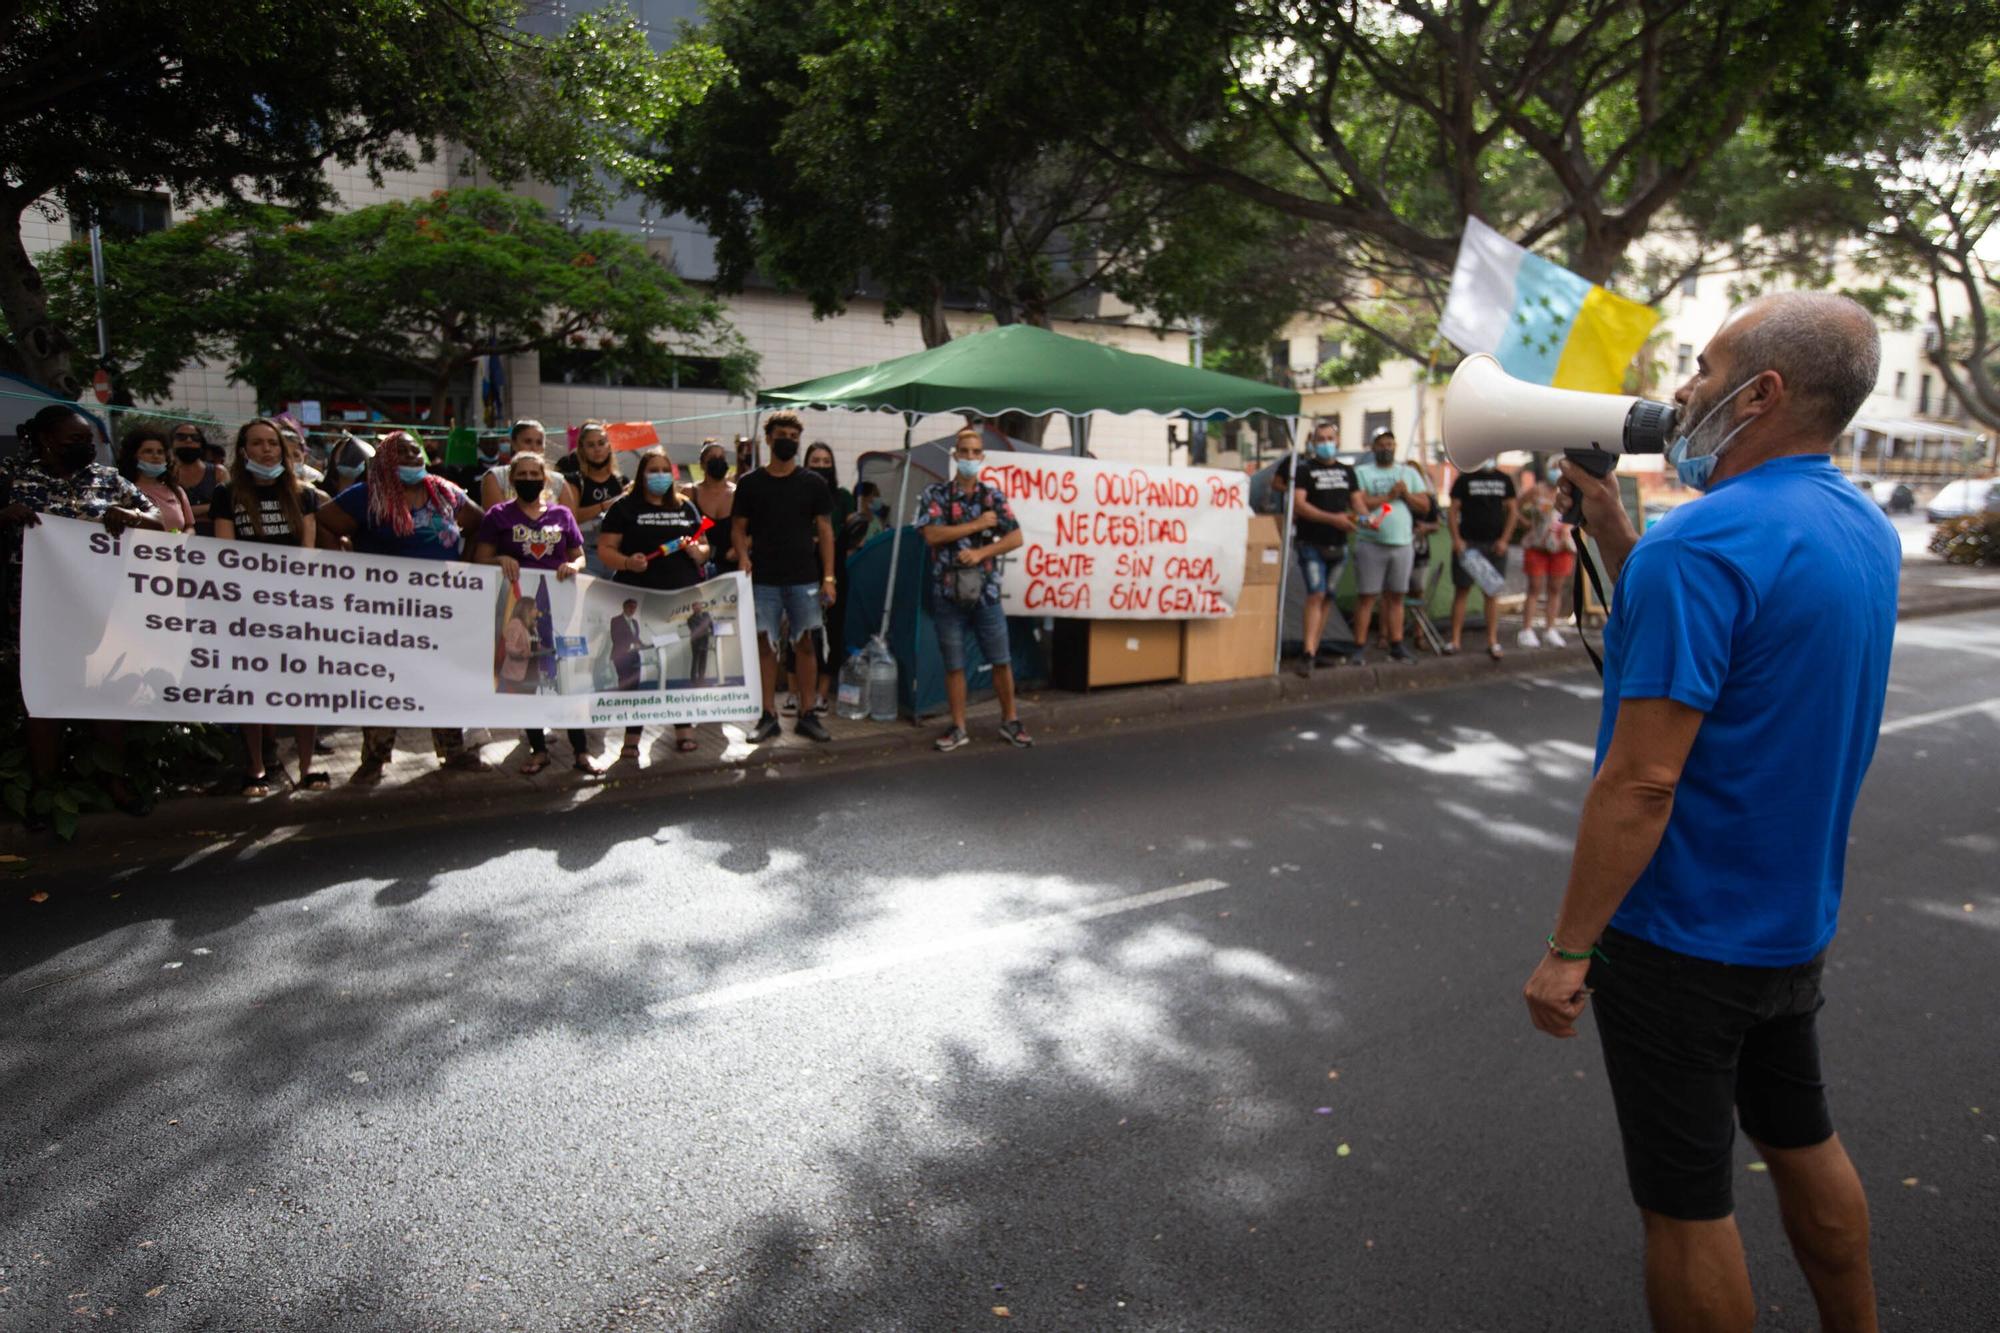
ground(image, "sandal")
xmin=297 ymin=771 xmax=331 ymax=792
xmin=675 ymin=734 xmax=700 ymax=753
xmin=572 ymin=755 xmax=601 ymax=774
xmin=241 ymin=773 xmax=272 ymax=798
xmin=620 ymin=737 xmax=641 ymax=761
xmin=519 ymin=753 xmax=553 ymax=776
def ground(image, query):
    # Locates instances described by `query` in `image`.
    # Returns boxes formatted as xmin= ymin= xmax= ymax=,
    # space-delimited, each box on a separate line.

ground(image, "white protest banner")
xmin=979 ymin=454 xmax=1250 ymax=619
xmin=20 ymin=516 xmax=760 ymax=729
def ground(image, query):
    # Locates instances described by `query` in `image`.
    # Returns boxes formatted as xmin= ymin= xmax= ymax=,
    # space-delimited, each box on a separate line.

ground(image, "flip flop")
xmin=676 ymin=736 xmax=700 ymax=753
xmin=519 ymin=753 xmax=553 ymax=776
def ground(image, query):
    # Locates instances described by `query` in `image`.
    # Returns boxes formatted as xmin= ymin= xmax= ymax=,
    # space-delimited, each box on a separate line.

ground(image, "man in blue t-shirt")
xmin=1522 ymin=292 xmax=1898 ymax=1332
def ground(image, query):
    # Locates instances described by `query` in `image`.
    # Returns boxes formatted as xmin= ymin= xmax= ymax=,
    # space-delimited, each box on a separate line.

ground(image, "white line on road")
xmin=647 ymin=878 xmax=1230 ymax=1019
xmin=1878 ymin=698 xmax=2000 ymax=735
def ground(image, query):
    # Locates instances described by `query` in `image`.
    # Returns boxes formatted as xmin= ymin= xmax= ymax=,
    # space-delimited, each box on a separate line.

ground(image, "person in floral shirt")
xmin=915 ymin=425 xmax=1030 ymax=752
xmin=1 ymin=404 xmax=163 ymax=828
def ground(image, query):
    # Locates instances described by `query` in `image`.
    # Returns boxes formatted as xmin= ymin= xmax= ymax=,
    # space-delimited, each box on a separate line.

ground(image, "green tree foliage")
xmin=1831 ymin=3 xmax=2000 ymax=429
xmin=1 ymin=1 xmax=724 ymax=396
xmin=43 ymin=190 xmax=753 ymax=422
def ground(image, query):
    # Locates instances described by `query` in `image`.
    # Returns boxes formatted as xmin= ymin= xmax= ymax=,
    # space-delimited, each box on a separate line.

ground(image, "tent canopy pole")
xmin=1273 ymin=414 xmax=1298 ymax=676
xmin=878 ymin=411 xmax=918 ymax=640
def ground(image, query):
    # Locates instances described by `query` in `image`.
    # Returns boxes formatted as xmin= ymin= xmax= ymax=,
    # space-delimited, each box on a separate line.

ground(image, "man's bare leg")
xmin=1754 ymin=1135 xmax=1878 ymax=1333
xmin=1641 ymin=1211 xmax=1756 ymax=1333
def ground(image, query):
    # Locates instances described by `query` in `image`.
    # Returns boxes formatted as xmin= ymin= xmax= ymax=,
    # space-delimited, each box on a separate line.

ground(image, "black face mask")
xmin=702 ymin=456 xmax=729 ymax=481
xmin=1373 ymin=449 xmax=1395 ymax=467
xmin=58 ymin=438 xmax=97 ymax=471
xmin=810 ymin=465 xmax=837 ymax=489
xmin=514 ymin=478 xmax=545 ymax=503
xmin=173 ymin=446 xmax=201 ymax=464
xmin=478 ymin=445 xmax=500 ymax=461
xmin=769 ymin=438 xmax=800 ymax=462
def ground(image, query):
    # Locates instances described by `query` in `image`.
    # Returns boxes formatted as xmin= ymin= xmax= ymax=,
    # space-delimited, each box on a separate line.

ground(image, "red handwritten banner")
xmin=981 ymin=455 xmax=1250 ymax=619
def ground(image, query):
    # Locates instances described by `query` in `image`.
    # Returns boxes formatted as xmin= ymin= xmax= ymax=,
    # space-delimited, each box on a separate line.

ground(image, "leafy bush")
xmin=1928 ymin=513 xmax=2000 ymax=566
xmin=0 ymin=702 xmax=232 ymax=840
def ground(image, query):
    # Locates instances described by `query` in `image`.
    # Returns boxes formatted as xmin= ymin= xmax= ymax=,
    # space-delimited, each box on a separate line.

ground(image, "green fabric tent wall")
xmin=757 ymin=323 xmax=1300 ymax=419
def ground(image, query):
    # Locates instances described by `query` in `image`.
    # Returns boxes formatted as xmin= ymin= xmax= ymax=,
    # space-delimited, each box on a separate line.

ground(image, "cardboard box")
xmin=1081 ymin=618 xmax=1183 ymax=688
xmin=1182 ymin=583 xmax=1280 ymax=684
xmin=1245 ymin=513 xmax=1285 ymax=586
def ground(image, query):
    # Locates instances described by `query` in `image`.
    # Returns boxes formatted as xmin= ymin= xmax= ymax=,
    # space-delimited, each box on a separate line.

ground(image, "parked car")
xmin=1853 ymin=477 xmax=1916 ymax=514
xmin=1926 ymin=477 xmax=2000 ymax=523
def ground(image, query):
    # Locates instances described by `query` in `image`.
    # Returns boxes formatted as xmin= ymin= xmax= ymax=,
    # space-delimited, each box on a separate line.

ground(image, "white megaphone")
xmin=1441 ymin=353 xmax=1676 ymax=522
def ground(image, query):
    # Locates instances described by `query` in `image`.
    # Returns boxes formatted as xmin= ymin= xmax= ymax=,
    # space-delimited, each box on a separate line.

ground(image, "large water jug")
xmin=835 ymin=650 xmax=871 ymax=720
xmin=865 ymin=636 xmax=900 ymax=722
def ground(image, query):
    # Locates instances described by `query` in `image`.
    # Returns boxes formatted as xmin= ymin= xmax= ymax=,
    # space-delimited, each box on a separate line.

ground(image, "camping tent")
xmin=758 ymin=324 xmax=1303 ymax=715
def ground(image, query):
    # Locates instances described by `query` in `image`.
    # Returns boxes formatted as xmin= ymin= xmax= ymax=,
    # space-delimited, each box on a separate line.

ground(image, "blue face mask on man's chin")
xmin=1665 ymin=376 xmax=1758 ymax=492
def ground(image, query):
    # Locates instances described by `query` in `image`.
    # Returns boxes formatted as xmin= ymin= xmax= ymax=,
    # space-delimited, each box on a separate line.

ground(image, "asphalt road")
xmin=4 ymin=610 xmax=1996 ymax=1333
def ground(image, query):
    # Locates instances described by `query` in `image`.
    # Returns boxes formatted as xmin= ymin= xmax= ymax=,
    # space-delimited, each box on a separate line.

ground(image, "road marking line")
xmin=647 ymin=878 xmax=1230 ymax=1018
xmin=1879 ymin=698 xmax=2000 ymax=735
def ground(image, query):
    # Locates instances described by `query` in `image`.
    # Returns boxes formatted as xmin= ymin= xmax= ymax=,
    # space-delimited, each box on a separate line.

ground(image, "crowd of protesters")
xmin=3 ymin=402 xmax=1574 ymax=830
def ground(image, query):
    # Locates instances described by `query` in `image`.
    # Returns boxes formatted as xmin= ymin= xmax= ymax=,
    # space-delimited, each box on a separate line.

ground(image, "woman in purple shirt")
xmin=473 ymin=452 xmax=597 ymax=775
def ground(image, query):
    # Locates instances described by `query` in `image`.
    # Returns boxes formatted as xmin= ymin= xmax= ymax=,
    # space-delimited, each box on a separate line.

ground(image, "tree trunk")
xmin=0 ymin=202 xmax=82 ymax=397
xmin=917 ymin=282 xmax=951 ymax=350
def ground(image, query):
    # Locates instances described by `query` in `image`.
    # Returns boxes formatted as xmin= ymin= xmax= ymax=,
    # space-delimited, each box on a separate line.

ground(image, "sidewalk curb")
xmin=8 ymin=580 xmax=2000 ymax=880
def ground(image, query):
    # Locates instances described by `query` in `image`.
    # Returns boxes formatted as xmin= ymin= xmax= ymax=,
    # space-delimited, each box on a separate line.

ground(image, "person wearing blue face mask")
xmin=118 ymin=424 xmax=196 ymax=533
xmin=1287 ymin=419 xmax=1359 ymax=673
xmin=916 ymin=425 xmax=1030 ymax=751
xmin=598 ymin=447 xmax=711 ymax=761
xmin=317 ymin=430 xmax=491 ymax=784
xmin=211 ymin=417 xmax=327 ymax=794
xmin=1524 ymin=293 xmax=1899 ymax=1333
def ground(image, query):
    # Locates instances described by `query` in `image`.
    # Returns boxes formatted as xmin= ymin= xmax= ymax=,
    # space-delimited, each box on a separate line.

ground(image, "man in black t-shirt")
xmin=731 ymin=411 xmax=835 ymax=743
xmin=1446 ymin=462 xmax=1519 ymax=659
xmin=1289 ymin=420 xmax=1359 ymax=673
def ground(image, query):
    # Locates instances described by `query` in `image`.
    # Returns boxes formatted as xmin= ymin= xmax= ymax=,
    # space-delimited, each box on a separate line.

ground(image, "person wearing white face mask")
xmin=1523 ymin=293 xmax=1899 ymax=1333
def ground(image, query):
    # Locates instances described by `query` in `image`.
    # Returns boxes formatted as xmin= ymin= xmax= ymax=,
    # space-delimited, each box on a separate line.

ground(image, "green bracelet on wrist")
xmin=1546 ymin=933 xmax=1606 ymax=963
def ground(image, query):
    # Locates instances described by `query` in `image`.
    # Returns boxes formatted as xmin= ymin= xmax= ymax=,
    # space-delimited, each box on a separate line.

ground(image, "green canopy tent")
xmin=756 ymin=322 xmax=1304 ymax=689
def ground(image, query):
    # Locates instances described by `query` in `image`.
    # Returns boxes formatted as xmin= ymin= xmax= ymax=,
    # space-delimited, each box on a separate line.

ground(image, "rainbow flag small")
xmin=1439 ymin=217 xmax=1659 ymax=394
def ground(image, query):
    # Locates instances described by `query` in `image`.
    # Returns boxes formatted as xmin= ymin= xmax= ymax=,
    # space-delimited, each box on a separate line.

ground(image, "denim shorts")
xmin=1295 ymin=542 xmax=1346 ymax=597
xmin=1588 ymin=927 xmax=1834 ymax=1221
xmin=930 ymin=595 xmax=1011 ymax=672
xmin=753 ymin=582 xmax=823 ymax=647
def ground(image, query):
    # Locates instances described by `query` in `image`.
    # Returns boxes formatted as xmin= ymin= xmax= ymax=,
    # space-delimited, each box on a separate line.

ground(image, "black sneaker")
xmin=934 ymin=726 xmax=971 ymax=752
xmin=1389 ymin=642 xmax=1415 ymax=663
xmin=749 ymin=711 xmax=782 ymax=743
xmin=794 ymin=713 xmax=833 ymax=743
xmin=999 ymin=719 xmax=1034 ymax=748
xmin=1294 ymin=657 xmax=1313 ymax=678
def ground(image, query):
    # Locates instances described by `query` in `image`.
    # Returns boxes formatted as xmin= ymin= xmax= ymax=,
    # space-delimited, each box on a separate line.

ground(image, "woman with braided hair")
xmin=318 ymin=430 xmax=491 ymax=784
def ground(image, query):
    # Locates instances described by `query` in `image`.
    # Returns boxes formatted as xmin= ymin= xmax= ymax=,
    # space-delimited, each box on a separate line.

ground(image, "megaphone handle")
xmin=1559 ymin=449 xmax=1616 ymax=526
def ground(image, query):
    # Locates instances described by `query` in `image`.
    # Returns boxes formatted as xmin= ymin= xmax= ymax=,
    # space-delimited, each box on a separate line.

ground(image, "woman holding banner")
xmin=1 ymin=405 xmax=164 ymax=829
xmin=211 ymin=417 xmax=327 ymax=795
xmin=597 ymin=448 xmax=711 ymax=762
xmin=473 ymin=452 xmax=596 ymax=776
xmin=317 ymin=431 xmax=491 ymax=785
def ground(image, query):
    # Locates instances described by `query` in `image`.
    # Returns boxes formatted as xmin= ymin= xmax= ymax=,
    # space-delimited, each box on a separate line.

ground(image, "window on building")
xmin=69 ymin=192 xmax=170 ymax=241
xmin=1894 ymin=370 xmax=1906 ymax=399
xmin=1680 ymin=272 xmax=1699 ymax=297
xmin=1316 ymin=336 xmax=1344 ymax=366
xmin=1267 ymin=339 xmax=1291 ymax=383
xmin=1362 ymin=409 xmax=1393 ymax=444
xmin=1919 ymin=373 xmax=1932 ymax=415
xmin=539 ymin=347 xmax=727 ymax=391
xmin=1676 ymin=343 xmax=1693 ymax=375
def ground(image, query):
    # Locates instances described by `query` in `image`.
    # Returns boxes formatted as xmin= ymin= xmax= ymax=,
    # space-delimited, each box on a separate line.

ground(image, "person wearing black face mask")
xmin=692 ymin=439 xmax=738 ymax=578
xmin=166 ymin=420 xmax=228 ymax=534
xmin=801 ymin=443 xmax=852 ymax=716
xmin=0 ymin=405 xmax=163 ymax=829
xmin=731 ymin=412 xmax=835 ymax=743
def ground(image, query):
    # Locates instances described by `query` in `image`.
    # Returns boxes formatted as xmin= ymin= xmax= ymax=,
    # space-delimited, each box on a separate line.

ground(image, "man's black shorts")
xmin=1587 ymin=927 xmax=1835 ymax=1221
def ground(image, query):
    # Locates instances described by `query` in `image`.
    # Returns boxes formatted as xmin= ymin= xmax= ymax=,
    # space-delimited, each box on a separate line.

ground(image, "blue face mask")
xmin=1312 ymin=441 xmax=1337 ymax=460
xmin=137 ymin=459 xmax=168 ymax=478
xmin=1665 ymin=377 xmax=1757 ymax=492
xmin=247 ymin=459 xmax=286 ymax=481
xmin=396 ymin=464 xmax=429 ymax=485
xmin=954 ymin=457 xmax=981 ymax=479
xmin=645 ymin=472 xmax=674 ymax=495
